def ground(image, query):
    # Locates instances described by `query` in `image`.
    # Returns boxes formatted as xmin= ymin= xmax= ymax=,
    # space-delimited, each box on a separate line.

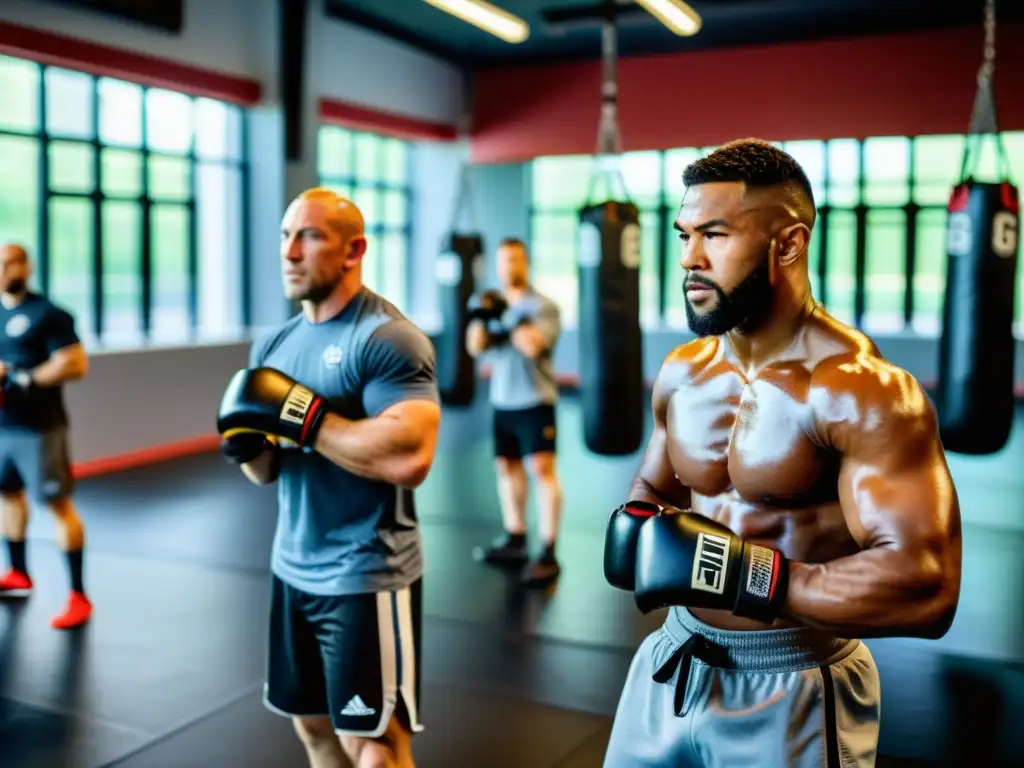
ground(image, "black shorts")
xmin=0 ymin=426 xmax=75 ymax=503
xmin=493 ymin=404 xmax=557 ymax=459
xmin=263 ymin=575 xmax=424 ymax=737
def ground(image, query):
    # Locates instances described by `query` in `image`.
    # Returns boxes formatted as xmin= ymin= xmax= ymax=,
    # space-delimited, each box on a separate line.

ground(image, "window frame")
xmin=527 ymin=133 xmax=1024 ymax=338
xmin=316 ymin=124 xmax=415 ymax=313
xmin=0 ymin=55 xmax=251 ymax=347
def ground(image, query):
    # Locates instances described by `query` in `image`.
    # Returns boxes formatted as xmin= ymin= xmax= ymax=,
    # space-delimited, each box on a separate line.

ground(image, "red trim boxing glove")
xmin=634 ymin=508 xmax=788 ymax=623
xmin=604 ymin=500 xmax=661 ymax=591
xmin=217 ymin=367 xmax=331 ymax=448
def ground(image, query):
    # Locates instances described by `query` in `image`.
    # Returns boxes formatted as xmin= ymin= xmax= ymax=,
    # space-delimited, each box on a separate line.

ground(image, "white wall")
xmin=310 ymin=6 xmax=464 ymax=125
xmin=0 ymin=0 xmax=467 ymax=464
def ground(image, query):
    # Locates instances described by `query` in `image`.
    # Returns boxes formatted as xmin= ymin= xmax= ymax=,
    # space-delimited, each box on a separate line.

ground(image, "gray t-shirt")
xmin=251 ymin=287 xmax=439 ymax=597
xmin=487 ymin=290 xmax=561 ymax=410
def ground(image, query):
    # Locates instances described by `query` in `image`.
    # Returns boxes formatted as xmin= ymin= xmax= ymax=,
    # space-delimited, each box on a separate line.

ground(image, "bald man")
xmin=0 ymin=243 xmax=91 ymax=630
xmin=216 ymin=189 xmax=441 ymax=768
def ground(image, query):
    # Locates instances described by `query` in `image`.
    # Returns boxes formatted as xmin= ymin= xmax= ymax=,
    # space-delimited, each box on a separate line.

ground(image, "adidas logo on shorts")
xmin=341 ymin=695 xmax=376 ymax=717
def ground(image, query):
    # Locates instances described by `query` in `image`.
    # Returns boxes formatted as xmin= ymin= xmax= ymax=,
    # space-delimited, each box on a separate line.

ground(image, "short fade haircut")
xmin=682 ymin=138 xmax=816 ymax=223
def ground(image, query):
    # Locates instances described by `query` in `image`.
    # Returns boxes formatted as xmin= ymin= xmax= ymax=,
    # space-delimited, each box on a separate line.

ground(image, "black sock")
xmin=66 ymin=549 xmax=85 ymax=594
xmin=505 ymin=532 xmax=526 ymax=549
xmin=6 ymin=539 xmax=27 ymax=574
xmin=539 ymin=542 xmax=557 ymax=564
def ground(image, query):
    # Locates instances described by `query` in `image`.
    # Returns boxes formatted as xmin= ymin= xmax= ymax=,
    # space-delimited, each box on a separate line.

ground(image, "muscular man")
xmin=603 ymin=140 xmax=962 ymax=767
xmin=0 ymin=244 xmax=91 ymax=630
xmin=466 ymin=238 xmax=563 ymax=587
xmin=217 ymin=189 xmax=440 ymax=768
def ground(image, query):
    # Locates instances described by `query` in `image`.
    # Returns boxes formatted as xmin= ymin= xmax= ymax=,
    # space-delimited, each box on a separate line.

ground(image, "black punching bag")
xmin=937 ymin=180 xmax=1020 ymax=454
xmin=435 ymin=234 xmax=482 ymax=405
xmin=578 ymin=201 xmax=644 ymax=455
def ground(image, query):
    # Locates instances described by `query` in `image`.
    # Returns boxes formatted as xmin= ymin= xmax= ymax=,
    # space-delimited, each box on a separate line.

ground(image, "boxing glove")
xmin=220 ymin=432 xmax=274 ymax=464
xmin=634 ymin=509 xmax=788 ymax=623
xmin=217 ymin=367 xmax=331 ymax=448
xmin=466 ymin=289 xmax=509 ymax=323
xmin=604 ymin=500 xmax=661 ymax=591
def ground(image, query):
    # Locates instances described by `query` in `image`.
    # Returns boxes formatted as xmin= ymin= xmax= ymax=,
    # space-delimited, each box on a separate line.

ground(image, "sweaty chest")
xmin=665 ymin=365 xmax=830 ymax=502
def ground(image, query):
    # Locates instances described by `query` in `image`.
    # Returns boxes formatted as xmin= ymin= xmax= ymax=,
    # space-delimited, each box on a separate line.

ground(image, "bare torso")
xmin=657 ymin=306 xmax=879 ymax=630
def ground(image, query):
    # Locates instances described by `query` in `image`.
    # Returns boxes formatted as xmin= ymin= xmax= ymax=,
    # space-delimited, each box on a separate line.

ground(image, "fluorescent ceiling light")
xmin=635 ymin=0 xmax=702 ymax=36
xmin=422 ymin=0 xmax=530 ymax=44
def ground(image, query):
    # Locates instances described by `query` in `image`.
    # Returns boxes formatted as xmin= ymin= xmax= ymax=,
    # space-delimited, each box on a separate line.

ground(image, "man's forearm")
xmin=29 ymin=355 xmax=86 ymax=387
xmin=313 ymin=412 xmax=430 ymax=488
xmin=783 ymin=546 xmax=957 ymax=639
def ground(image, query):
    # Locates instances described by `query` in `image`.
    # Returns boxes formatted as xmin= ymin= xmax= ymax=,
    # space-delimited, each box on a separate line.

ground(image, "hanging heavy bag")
xmin=436 ymin=233 xmax=483 ymax=406
xmin=434 ymin=162 xmax=483 ymax=406
xmin=578 ymin=200 xmax=644 ymax=456
xmin=936 ymin=0 xmax=1020 ymax=455
xmin=937 ymin=180 xmax=1019 ymax=454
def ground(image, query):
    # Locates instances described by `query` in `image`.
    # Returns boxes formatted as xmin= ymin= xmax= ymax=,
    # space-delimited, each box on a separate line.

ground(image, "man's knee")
xmin=343 ymin=738 xmax=392 ymax=768
xmin=47 ymin=496 xmax=76 ymax=517
xmin=495 ymin=456 xmax=523 ymax=477
xmin=340 ymin=714 xmax=412 ymax=768
xmin=527 ymin=452 xmax=558 ymax=483
xmin=292 ymin=715 xmax=336 ymax=748
xmin=1 ymin=489 xmax=26 ymax=504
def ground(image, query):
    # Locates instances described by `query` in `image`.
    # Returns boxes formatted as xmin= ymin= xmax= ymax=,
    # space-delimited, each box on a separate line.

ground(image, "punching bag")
xmin=435 ymin=233 xmax=482 ymax=406
xmin=937 ymin=180 xmax=1019 ymax=454
xmin=578 ymin=200 xmax=644 ymax=455
xmin=435 ymin=159 xmax=482 ymax=406
xmin=936 ymin=1 xmax=1019 ymax=456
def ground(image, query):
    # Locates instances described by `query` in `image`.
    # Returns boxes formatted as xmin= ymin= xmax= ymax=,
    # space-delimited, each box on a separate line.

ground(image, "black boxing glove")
xmin=604 ymin=500 xmax=661 ymax=591
xmin=220 ymin=432 xmax=274 ymax=464
xmin=217 ymin=367 xmax=332 ymax=448
xmin=634 ymin=508 xmax=789 ymax=623
xmin=466 ymin=289 xmax=509 ymax=323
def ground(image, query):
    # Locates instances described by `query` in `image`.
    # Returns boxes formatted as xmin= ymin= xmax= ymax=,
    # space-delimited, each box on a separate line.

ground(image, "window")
xmin=528 ymin=131 xmax=1024 ymax=338
xmin=317 ymin=125 xmax=413 ymax=313
xmin=0 ymin=55 xmax=248 ymax=348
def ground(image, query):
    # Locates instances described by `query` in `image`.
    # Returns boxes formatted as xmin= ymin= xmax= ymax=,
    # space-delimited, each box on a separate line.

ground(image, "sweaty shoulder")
xmin=808 ymin=348 xmax=938 ymax=462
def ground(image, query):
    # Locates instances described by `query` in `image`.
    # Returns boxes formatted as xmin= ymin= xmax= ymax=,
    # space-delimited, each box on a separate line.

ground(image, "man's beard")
xmin=3 ymin=278 xmax=25 ymax=295
xmin=683 ymin=258 xmax=774 ymax=337
xmin=287 ymin=272 xmax=341 ymax=303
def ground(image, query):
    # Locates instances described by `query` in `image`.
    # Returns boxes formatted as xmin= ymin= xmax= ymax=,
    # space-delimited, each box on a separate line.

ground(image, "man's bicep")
xmin=45 ymin=311 xmax=80 ymax=354
xmin=362 ymin=323 xmax=440 ymax=418
xmin=835 ymin=390 xmax=958 ymax=552
xmin=379 ymin=399 xmax=441 ymax=436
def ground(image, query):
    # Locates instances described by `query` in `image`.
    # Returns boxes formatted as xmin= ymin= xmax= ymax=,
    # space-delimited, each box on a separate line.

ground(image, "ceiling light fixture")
xmin=635 ymin=0 xmax=702 ymax=36
xmin=421 ymin=0 xmax=530 ymax=44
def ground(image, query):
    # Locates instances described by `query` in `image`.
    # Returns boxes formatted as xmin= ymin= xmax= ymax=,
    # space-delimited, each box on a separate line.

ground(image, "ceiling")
xmin=323 ymin=0 xmax=1022 ymax=69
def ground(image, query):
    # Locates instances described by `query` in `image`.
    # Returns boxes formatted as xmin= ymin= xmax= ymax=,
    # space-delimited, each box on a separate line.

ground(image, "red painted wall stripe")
xmin=319 ymin=98 xmax=458 ymax=141
xmin=73 ymin=434 xmax=222 ymax=479
xmin=0 ymin=21 xmax=262 ymax=105
xmin=471 ymin=23 xmax=1024 ymax=163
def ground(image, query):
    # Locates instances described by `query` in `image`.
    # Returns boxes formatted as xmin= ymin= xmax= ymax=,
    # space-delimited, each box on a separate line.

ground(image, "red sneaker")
xmin=0 ymin=569 xmax=33 ymax=598
xmin=51 ymin=591 xmax=92 ymax=629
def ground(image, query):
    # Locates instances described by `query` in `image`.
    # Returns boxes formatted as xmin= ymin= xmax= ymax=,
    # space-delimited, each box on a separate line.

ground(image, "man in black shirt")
xmin=0 ymin=243 xmax=91 ymax=629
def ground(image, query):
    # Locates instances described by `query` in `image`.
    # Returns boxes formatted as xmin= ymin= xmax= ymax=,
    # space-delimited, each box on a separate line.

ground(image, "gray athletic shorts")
xmin=0 ymin=426 xmax=75 ymax=503
xmin=604 ymin=607 xmax=881 ymax=768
